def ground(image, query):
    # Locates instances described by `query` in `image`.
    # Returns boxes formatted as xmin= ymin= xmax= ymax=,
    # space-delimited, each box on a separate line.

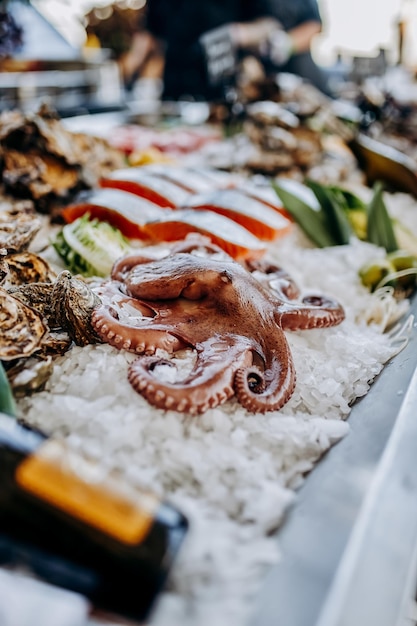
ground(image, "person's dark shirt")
xmin=145 ymin=0 xmax=322 ymax=100
xmin=268 ymin=0 xmax=321 ymax=30
xmin=146 ymin=0 xmax=271 ymax=99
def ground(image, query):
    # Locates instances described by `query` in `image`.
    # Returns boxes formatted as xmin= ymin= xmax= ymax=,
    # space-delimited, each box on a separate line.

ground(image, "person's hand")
xmin=231 ymin=18 xmax=279 ymax=51
xmin=267 ymin=30 xmax=294 ymax=66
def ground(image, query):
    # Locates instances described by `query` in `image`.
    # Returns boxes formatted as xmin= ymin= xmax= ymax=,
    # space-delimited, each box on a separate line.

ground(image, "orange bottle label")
xmin=15 ymin=440 xmax=159 ymax=545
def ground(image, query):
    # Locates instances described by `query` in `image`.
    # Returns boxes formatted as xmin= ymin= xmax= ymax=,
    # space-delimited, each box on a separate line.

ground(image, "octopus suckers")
xmin=177 ymin=399 xmax=189 ymax=412
xmin=114 ymin=334 xmax=123 ymax=344
xmin=93 ymin=317 xmax=104 ymax=329
xmin=165 ymin=395 xmax=175 ymax=408
xmin=136 ymin=379 xmax=147 ymax=391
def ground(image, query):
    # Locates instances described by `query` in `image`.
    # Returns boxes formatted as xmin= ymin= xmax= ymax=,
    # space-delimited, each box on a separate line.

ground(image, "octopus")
xmin=91 ymin=240 xmax=345 ymax=415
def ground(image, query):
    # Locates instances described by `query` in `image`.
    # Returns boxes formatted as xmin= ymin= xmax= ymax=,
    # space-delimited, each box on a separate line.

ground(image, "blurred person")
xmin=82 ymin=3 xmax=161 ymax=89
xmin=121 ymin=0 xmax=331 ymax=99
xmin=261 ymin=0 xmax=331 ymax=95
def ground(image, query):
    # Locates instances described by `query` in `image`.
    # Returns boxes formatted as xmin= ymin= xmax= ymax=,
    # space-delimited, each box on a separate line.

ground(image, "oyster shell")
xmin=6 ymin=282 xmax=54 ymax=318
xmin=2 ymin=251 xmax=57 ymax=287
xmin=0 ymin=194 xmax=41 ymax=253
xmin=2 ymin=149 xmax=79 ymax=202
xmin=5 ymin=355 xmax=53 ymax=397
xmin=2 ymin=271 xmax=102 ymax=396
xmin=0 ymin=286 xmax=47 ymax=360
xmin=50 ymin=271 xmax=102 ymax=346
xmin=8 ymin=270 xmax=102 ymax=346
xmin=0 ymin=105 xmax=125 ymax=212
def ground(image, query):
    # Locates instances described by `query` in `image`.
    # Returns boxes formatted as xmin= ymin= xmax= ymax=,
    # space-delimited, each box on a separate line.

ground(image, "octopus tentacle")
xmin=278 ymin=295 xmax=345 ymax=330
xmin=233 ymin=334 xmax=296 ymax=413
xmin=245 ymin=259 xmax=301 ymax=300
xmin=91 ymin=307 xmax=184 ymax=353
xmin=128 ymin=340 xmax=253 ymax=415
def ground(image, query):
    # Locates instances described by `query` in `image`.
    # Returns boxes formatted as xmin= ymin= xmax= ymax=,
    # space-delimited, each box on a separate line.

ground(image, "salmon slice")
xmin=143 ymin=209 xmax=266 ymax=260
xmin=186 ymin=167 xmax=239 ymax=189
xmin=140 ymin=165 xmax=219 ymax=194
xmin=100 ymin=168 xmax=191 ymax=208
xmin=184 ymin=189 xmax=292 ymax=241
xmin=61 ymin=188 xmax=167 ymax=239
xmin=240 ymin=181 xmax=292 ymax=217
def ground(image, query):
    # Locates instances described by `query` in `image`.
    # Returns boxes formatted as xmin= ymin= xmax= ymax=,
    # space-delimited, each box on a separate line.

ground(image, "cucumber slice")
xmin=53 ymin=215 xmax=131 ymax=277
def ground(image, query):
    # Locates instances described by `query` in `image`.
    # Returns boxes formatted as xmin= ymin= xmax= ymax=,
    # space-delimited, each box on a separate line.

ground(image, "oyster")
xmin=0 ymin=194 xmax=41 ymax=253
xmin=6 ymin=282 xmax=54 ymax=319
xmin=0 ymin=287 xmax=47 ymax=361
xmin=2 ymin=271 xmax=102 ymax=396
xmin=0 ymin=256 xmax=7 ymax=284
xmin=9 ymin=270 xmax=102 ymax=346
xmin=246 ymin=101 xmax=300 ymax=129
xmin=49 ymin=271 xmax=102 ymax=346
xmin=0 ymin=104 xmax=125 ymax=212
xmin=5 ymin=355 xmax=53 ymax=398
xmin=2 ymin=251 xmax=57 ymax=287
xmin=2 ymin=149 xmax=79 ymax=202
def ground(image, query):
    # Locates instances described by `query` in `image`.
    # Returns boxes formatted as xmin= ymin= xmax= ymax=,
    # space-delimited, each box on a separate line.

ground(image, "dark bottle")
xmin=0 ymin=411 xmax=188 ymax=622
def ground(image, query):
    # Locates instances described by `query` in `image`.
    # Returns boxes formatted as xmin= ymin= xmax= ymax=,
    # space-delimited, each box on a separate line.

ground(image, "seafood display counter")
xmin=253 ymin=294 xmax=417 ymax=626
xmin=3 ymin=93 xmax=417 ymax=626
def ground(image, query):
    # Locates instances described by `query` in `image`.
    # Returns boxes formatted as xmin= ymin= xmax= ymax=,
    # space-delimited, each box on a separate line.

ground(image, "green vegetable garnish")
xmin=327 ymin=185 xmax=368 ymax=240
xmin=327 ymin=186 xmax=367 ymax=211
xmin=366 ymin=182 xmax=398 ymax=253
xmin=273 ymin=177 xmax=417 ymax=296
xmin=359 ymin=249 xmax=417 ymax=292
xmin=387 ymin=249 xmax=417 ymax=272
xmin=272 ymin=181 xmax=337 ymax=247
xmin=273 ymin=178 xmax=403 ymax=255
xmin=272 ymin=179 xmax=355 ymax=247
xmin=306 ymin=180 xmax=353 ymax=246
xmin=0 ymin=362 xmax=16 ymax=418
xmin=53 ymin=214 xmax=131 ymax=277
xmin=359 ymin=258 xmax=396 ymax=292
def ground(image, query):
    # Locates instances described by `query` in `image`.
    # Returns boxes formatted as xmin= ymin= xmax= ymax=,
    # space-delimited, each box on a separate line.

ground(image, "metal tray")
xmin=252 ymin=297 xmax=417 ymax=626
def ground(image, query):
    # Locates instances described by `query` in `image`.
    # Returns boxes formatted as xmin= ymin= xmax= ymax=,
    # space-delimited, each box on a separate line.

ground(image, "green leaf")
xmin=272 ymin=181 xmax=337 ymax=247
xmin=366 ymin=183 xmax=398 ymax=253
xmin=306 ymin=180 xmax=353 ymax=245
xmin=327 ymin=186 xmax=367 ymax=211
xmin=0 ymin=362 xmax=16 ymax=418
